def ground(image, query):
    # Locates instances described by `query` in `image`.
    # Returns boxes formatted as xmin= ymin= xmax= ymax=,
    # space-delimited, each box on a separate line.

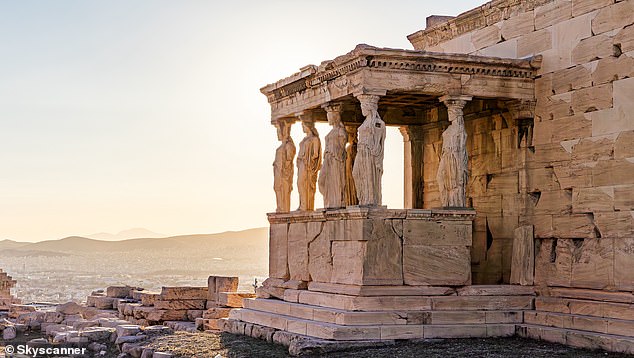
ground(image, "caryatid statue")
xmin=437 ymin=95 xmax=471 ymax=207
xmin=297 ymin=118 xmax=322 ymax=211
xmin=344 ymin=124 xmax=359 ymax=206
xmin=318 ymin=104 xmax=347 ymax=209
xmin=352 ymin=94 xmax=386 ymax=206
xmin=273 ymin=119 xmax=296 ymax=212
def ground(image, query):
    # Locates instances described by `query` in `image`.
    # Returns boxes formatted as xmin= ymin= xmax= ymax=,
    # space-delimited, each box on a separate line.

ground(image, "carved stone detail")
xmin=273 ymin=119 xmax=296 ymax=213
xmin=319 ymin=104 xmax=347 ymax=209
xmin=437 ymin=95 xmax=472 ymax=208
xmin=352 ymin=94 xmax=386 ymax=206
xmin=296 ymin=115 xmax=322 ymax=211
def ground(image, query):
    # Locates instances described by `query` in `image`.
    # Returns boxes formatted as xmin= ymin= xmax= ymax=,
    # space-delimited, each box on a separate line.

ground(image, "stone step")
xmin=305 ymin=283 xmax=535 ymax=297
xmin=524 ymin=311 xmax=634 ymax=337
xmin=539 ymin=287 xmax=634 ymax=304
xmin=517 ymin=324 xmax=634 ymax=354
xmin=291 ymin=290 xmax=533 ymax=311
xmin=535 ymin=296 xmax=634 ymax=320
xmin=243 ymin=298 xmax=524 ymax=326
xmin=230 ymin=308 xmax=516 ymax=341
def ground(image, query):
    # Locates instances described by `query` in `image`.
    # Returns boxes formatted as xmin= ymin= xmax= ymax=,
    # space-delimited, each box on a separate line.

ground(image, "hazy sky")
xmin=1 ymin=0 xmax=484 ymax=242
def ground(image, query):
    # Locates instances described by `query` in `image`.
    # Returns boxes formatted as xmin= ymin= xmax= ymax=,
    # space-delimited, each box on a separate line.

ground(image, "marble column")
xmin=437 ymin=95 xmax=472 ymax=208
xmin=272 ymin=119 xmax=296 ymax=213
xmin=352 ymin=94 xmax=386 ymax=206
xmin=399 ymin=125 xmax=425 ymax=209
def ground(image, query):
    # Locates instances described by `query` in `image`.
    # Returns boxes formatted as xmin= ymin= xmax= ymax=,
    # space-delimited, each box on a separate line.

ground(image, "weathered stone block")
xmin=615 ymin=131 xmax=634 ymax=159
xmin=615 ymin=238 xmax=634 ymax=291
xmin=591 ymin=78 xmax=634 ymax=136
xmin=403 ymin=245 xmax=471 ymax=286
xmin=572 ymin=187 xmax=615 ymax=213
xmin=614 ymin=185 xmax=634 ymax=211
xmin=553 ymin=163 xmax=593 ymax=189
xmin=288 ymin=223 xmax=310 ymax=281
xmin=510 ymin=225 xmax=535 ymax=285
xmin=160 ymin=287 xmax=208 ymax=300
xmin=330 ymin=241 xmax=366 ymax=285
xmin=471 ymin=25 xmax=501 ymax=50
xmin=106 ymin=286 xmax=132 ymax=299
xmin=269 ymin=223 xmax=289 ymax=280
xmin=535 ymin=1 xmax=572 ymax=30
xmin=594 ymin=211 xmax=633 ymax=239
xmin=593 ymin=159 xmax=634 ymax=186
xmin=552 ymin=66 xmax=592 ymax=94
xmin=591 ymin=0 xmax=634 ymax=34
xmin=571 ymin=83 xmax=613 ymax=113
xmin=571 ymin=34 xmax=614 ymax=65
xmin=551 ymin=114 xmax=592 ymax=142
xmin=552 ymin=214 xmax=598 ymax=239
xmin=154 ymin=300 xmax=206 ymax=310
xmin=217 ymin=292 xmax=256 ymax=308
xmin=571 ymin=238 xmax=614 ymax=289
xmin=308 ymin=223 xmax=333 ymax=283
xmin=614 ymin=24 xmax=634 ymax=53
xmin=533 ymin=190 xmax=572 ymax=215
xmin=535 ymin=238 xmax=574 ymax=287
xmin=501 ymin=10 xmax=535 ymax=40
xmin=592 ymin=55 xmax=634 ymax=86
xmin=518 ymin=27 xmax=553 ymax=57
xmin=403 ymin=220 xmax=472 ymax=246
xmin=487 ymin=215 xmax=519 ymax=239
xmin=572 ymin=0 xmax=614 ymax=17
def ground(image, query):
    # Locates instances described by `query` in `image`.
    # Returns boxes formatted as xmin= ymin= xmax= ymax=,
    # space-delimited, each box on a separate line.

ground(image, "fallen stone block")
xmin=154 ymin=299 xmax=206 ymax=310
xmin=107 ymin=286 xmax=134 ymax=299
xmin=160 ymin=287 xmax=208 ymax=300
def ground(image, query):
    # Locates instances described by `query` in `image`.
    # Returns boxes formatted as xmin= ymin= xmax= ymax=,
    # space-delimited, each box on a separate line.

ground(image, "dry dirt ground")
xmin=143 ymin=331 xmax=632 ymax=358
xmin=1 ymin=331 xmax=631 ymax=357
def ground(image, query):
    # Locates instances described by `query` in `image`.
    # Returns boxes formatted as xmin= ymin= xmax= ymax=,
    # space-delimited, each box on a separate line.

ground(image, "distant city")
xmin=0 ymin=228 xmax=269 ymax=303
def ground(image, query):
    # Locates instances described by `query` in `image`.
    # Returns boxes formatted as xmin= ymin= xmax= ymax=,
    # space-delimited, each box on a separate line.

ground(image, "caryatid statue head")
xmin=359 ymin=95 xmax=380 ymax=118
xmin=301 ymin=120 xmax=319 ymax=136
xmin=276 ymin=120 xmax=291 ymax=141
xmin=324 ymin=104 xmax=343 ymax=126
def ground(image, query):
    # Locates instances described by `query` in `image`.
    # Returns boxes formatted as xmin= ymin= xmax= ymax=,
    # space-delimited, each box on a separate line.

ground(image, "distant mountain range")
xmin=86 ymin=228 xmax=166 ymax=241
xmin=0 ymin=228 xmax=268 ymax=256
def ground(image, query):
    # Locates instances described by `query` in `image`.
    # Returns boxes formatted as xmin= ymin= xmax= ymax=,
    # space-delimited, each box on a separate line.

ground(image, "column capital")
xmin=354 ymin=93 xmax=382 ymax=107
xmin=439 ymin=95 xmax=473 ymax=108
xmin=295 ymin=111 xmax=316 ymax=123
xmin=506 ymin=99 xmax=536 ymax=120
xmin=399 ymin=125 xmax=425 ymax=142
xmin=322 ymin=102 xmax=343 ymax=113
xmin=272 ymin=117 xmax=296 ymax=129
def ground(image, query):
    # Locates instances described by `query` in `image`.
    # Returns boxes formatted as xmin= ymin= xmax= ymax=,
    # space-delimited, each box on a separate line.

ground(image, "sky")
xmin=0 ymin=0 xmax=485 ymax=242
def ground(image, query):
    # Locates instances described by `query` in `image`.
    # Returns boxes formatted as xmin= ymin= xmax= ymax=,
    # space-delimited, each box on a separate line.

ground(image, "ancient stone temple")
xmin=223 ymin=0 xmax=634 ymax=354
xmin=0 ymin=269 xmax=20 ymax=311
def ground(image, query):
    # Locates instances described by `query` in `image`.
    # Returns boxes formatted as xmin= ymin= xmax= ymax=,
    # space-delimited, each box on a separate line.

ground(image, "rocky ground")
xmin=2 ymin=329 xmax=632 ymax=357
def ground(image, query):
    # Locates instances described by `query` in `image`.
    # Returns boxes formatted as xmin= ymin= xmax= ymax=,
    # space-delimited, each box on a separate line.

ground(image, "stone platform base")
xmin=221 ymin=285 xmax=634 ymax=355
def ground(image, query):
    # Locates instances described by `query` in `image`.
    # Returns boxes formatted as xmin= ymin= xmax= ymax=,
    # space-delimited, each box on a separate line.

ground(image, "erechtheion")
xmin=223 ymin=0 xmax=634 ymax=353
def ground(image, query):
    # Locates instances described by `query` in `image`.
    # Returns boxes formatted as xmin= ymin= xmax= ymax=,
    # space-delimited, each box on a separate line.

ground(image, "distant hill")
xmin=86 ymin=228 xmax=166 ymax=241
xmin=0 ymin=239 xmax=30 ymax=250
xmin=2 ymin=228 xmax=269 ymax=254
xmin=0 ymin=249 xmax=72 ymax=258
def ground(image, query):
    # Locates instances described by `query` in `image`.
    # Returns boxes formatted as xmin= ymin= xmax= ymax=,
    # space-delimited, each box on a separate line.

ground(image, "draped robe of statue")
xmin=352 ymin=108 xmax=386 ymax=206
xmin=273 ymin=131 xmax=296 ymax=212
xmin=436 ymin=112 xmax=468 ymax=207
xmin=297 ymin=126 xmax=321 ymax=211
xmin=318 ymin=120 xmax=347 ymax=208
xmin=344 ymin=126 xmax=358 ymax=206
